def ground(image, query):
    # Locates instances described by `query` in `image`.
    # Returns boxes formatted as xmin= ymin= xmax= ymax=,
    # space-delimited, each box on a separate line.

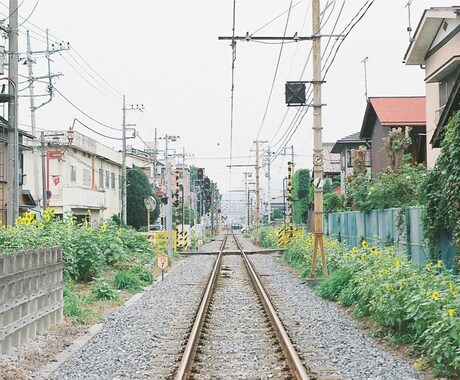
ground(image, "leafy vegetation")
xmin=421 ymin=111 xmax=460 ymax=267
xmin=292 ymin=168 xmax=311 ymax=224
xmin=127 ymin=166 xmax=160 ymax=230
xmin=276 ymin=229 xmax=460 ymax=377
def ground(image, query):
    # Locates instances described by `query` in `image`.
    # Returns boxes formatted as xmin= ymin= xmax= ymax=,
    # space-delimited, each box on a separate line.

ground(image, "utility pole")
xmin=265 ymin=147 xmax=272 ymax=224
xmin=6 ymin=0 xmax=19 ymax=225
xmin=311 ymin=0 xmax=328 ymax=278
xmin=121 ymin=97 xmax=143 ymax=224
xmin=26 ymin=30 xmax=67 ymax=211
xmin=243 ymin=172 xmax=251 ymax=230
xmin=253 ymin=140 xmax=267 ymax=243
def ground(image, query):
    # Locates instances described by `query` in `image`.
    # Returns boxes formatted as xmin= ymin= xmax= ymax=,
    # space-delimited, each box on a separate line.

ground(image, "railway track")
xmin=174 ymin=232 xmax=330 ymax=380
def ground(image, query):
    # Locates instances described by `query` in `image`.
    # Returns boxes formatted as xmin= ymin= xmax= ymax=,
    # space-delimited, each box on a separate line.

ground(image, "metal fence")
xmin=325 ymin=206 xmax=457 ymax=269
xmin=0 ymin=247 xmax=64 ymax=354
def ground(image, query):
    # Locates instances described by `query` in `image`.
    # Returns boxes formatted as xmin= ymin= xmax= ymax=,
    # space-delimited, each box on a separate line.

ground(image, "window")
xmin=111 ymin=172 xmax=115 ymax=189
xmin=83 ymin=169 xmax=91 ymax=187
xmin=99 ymin=169 xmax=104 ymax=188
xmin=439 ymin=71 xmax=457 ymax=108
xmin=70 ymin=165 xmax=77 ymax=183
xmin=105 ymin=170 xmax=110 ymax=188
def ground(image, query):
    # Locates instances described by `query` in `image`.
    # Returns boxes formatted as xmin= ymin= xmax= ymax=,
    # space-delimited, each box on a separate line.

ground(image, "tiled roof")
xmin=369 ymin=97 xmax=426 ymax=126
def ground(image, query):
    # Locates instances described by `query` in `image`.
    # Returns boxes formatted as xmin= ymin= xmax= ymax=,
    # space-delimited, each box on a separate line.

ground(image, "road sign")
xmin=157 ymin=254 xmax=169 ymax=270
xmin=46 ymin=190 xmax=52 ymax=200
xmin=48 ymin=150 xmax=63 ymax=159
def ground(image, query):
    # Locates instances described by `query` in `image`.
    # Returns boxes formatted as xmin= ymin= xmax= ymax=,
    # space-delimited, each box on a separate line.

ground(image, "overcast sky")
xmin=0 ymin=0 xmax=454 ymax=218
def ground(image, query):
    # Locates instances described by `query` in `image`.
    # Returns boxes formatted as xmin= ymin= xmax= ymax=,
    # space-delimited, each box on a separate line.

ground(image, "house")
xmin=0 ymin=115 xmax=36 ymax=225
xmin=404 ymin=6 xmax=460 ymax=164
xmin=322 ymin=142 xmax=341 ymax=184
xmin=331 ymin=132 xmax=371 ymax=193
xmin=359 ymin=97 xmax=426 ymax=174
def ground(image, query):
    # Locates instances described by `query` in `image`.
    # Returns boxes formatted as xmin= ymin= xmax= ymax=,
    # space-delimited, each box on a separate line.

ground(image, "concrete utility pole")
xmin=26 ymin=30 xmax=67 ymax=210
xmin=253 ymin=140 xmax=267 ymax=243
xmin=7 ymin=0 xmax=19 ymax=225
xmin=311 ymin=0 xmax=328 ymax=278
xmin=121 ymin=97 xmax=143 ymax=224
xmin=265 ymin=147 xmax=272 ymax=224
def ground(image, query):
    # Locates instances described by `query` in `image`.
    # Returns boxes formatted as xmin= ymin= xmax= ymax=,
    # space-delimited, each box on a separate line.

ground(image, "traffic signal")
xmin=197 ymin=168 xmax=204 ymax=180
xmin=203 ymin=177 xmax=210 ymax=189
xmin=205 ymin=195 xmax=211 ymax=205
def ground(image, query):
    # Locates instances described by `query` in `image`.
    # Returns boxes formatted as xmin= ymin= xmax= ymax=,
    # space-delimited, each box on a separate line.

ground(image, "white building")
xmin=23 ymin=131 xmax=153 ymax=225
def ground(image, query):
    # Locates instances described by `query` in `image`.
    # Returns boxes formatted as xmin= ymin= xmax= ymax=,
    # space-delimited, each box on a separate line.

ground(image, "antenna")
xmin=406 ymin=0 xmax=414 ymax=42
xmin=362 ymin=56 xmax=368 ymax=102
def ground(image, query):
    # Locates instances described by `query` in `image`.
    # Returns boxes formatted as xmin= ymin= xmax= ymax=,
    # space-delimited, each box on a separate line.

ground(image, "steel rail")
xmin=233 ymin=233 xmax=310 ymax=380
xmin=174 ymin=234 xmax=228 ymax=379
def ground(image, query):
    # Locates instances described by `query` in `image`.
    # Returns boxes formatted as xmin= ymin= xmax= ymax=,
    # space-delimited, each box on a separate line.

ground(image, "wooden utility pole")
xmin=311 ymin=0 xmax=328 ymax=278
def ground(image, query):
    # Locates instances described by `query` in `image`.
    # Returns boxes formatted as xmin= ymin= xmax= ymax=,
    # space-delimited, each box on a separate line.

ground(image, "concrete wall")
xmin=0 ymin=247 xmax=64 ymax=354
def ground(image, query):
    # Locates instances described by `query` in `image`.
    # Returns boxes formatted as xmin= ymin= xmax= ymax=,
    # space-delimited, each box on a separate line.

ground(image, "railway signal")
xmin=197 ymin=168 xmax=204 ymax=180
xmin=203 ymin=177 xmax=210 ymax=189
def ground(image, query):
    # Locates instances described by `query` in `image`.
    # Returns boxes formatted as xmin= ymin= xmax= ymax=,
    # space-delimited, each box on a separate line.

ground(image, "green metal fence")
xmin=325 ymin=207 xmax=440 ymax=268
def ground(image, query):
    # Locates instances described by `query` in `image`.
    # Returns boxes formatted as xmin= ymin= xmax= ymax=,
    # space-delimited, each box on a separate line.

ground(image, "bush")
xmin=128 ymin=265 xmax=153 ymax=286
xmin=63 ymin=283 xmax=92 ymax=324
xmin=90 ymin=279 xmax=119 ymax=301
xmin=316 ymin=268 xmax=352 ymax=301
xmin=113 ymin=269 xmax=142 ymax=292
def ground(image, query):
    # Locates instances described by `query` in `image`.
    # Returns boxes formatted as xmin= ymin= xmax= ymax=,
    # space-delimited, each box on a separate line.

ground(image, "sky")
xmin=0 ymin=0 xmax=455 ymax=220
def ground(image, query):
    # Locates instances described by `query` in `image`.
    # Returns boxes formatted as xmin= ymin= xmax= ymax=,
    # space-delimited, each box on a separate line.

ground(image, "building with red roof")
xmin=359 ymin=96 xmax=426 ymax=174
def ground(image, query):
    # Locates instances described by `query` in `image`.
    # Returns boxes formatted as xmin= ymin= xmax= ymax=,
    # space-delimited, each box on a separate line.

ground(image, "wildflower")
xmin=87 ymin=209 xmax=92 ymax=216
xmin=447 ymin=309 xmax=455 ymax=317
xmin=425 ymin=263 xmax=432 ymax=271
xmin=399 ymin=279 xmax=407 ymax=286
xmin=436 ymin=260 xmax=443 ymax=268
xmin=370 ymin=247 xmax=377 ymax=253
xmin=449 ymin=282 xmax=458 ymax=297
xmin=352 ymin=246 xmax=358 ymax=254
xmin=44 ymin=214 xmax=51 ymax=222
xmin=395 ymin=257 xmax=401 ymax=268
xmin=385 ymin=284 xmax=392 ymax=291
xmin=100 ymin=224 xmax=107 ymax=232
xmin=361 ymin=240 xmax=368 ymax=249
xmin=431 ymin=291 xmax=439 ymax=301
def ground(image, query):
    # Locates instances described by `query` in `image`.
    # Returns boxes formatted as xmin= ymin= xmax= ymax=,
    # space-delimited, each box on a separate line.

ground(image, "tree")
xmin=127 ymin=166 xmax=160 ymax=229
xmin=383 ymin=127 xmax=412 ymax=171
xmin=292 ymin=168 xmax=311 ymax=224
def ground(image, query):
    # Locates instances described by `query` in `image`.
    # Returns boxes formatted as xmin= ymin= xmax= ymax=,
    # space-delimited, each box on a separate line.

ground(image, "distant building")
xmin=404 ymin=6 xmax=460 ymax=166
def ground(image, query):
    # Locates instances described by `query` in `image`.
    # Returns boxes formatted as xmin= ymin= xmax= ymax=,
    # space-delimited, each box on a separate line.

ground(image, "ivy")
xmin=421 ymin=111 xmax=460 ymax=265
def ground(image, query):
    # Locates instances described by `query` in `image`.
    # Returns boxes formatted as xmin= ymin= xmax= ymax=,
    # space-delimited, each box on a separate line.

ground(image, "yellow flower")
xmin=361 ymin=240 xmax=368 ymax=248
xmin=431 ymin=291 xmax=439 ymax=301
xmin=395 ymin=258 xmax=401 ymax=268
xmin=399 ymin=279 xmax=407 ymax=286
xmin=360 ymin=255 xmax=366 ymax=263
xmin=425 ymin=263 xmax=432 ymax=271
xmin=447 ymin=309 xmax=455 ymax=318
xmin=436 ymin=260 xmax=443 ymax=268
xmin=449 ymin=283 xmax=458 ymax=297
xmin=87 ymin=209 xmax=92 ymax=216
xmin=44 ymin=214 xmax=51 ymax=222
xmin=385 ymin=284 xmax=392 ymax=291
xmin=100 ymin=224 xmax=107 ymax=232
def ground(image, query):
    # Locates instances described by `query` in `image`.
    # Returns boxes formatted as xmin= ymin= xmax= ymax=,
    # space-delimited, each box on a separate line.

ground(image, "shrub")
xmin=113 ymin=269 xmax=142 ymax=292
xmin=316 ymin=268 xmax=352 ymax=301
xmin=90 ymin=279 xmax=119 ymax=301
xmin=128 ymin=265 xmax=153 ymax=286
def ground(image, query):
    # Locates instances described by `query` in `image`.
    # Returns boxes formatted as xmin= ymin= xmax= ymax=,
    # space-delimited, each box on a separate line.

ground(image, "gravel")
xmin=2 ymin=233 xmax=423 ymax=379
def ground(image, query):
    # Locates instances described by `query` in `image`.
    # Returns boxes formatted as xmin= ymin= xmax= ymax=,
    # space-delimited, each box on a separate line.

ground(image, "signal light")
xmin=206 ymin=195 xmax=211 ymax=205
xmin=197 ymin=168 xmax=204 ymax=180
xmin=203 ymin=177 xmax=210 ymax=189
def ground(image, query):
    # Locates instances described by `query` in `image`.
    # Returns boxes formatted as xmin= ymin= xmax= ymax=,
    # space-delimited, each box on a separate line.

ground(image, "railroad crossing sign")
xmin=157 ymin=254 xmax=169 ymax=270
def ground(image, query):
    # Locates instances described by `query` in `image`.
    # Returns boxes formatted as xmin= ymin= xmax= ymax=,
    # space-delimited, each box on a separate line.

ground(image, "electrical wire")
xmin=54 ymin=87 xmax=122 ymax=132
xmin=18 ymin=0 xmax=39 ymax=28
xmin=255 ymin=0 xmax=294 ymax=141
xmin=71 ymin=118 xmax=123 ymax=141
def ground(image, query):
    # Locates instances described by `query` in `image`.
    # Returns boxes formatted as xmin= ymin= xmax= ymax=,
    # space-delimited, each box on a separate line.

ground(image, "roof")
xmin=369 ymin=97 xmax=426 ymax=126
xmin=360 ymin=97 xmax=426 ymax=139
xmin=331 ymin=132 xmax=367 ymax=154
xmin=404 ymin=7 xmax=460 ymax=65
xmin=323 ymin=142 xmax=341 ymax=174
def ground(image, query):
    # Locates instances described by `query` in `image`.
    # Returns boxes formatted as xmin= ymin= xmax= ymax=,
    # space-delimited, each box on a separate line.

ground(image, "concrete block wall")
xmin=0 ymin=247 xmax=64 ymax=354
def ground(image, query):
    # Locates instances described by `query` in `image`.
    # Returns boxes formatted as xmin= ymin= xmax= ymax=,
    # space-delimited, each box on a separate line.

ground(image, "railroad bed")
xmin=33 ymin=232 xmax=422 ymax=380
